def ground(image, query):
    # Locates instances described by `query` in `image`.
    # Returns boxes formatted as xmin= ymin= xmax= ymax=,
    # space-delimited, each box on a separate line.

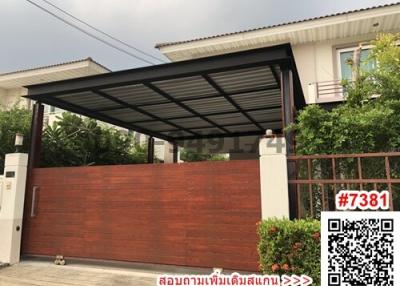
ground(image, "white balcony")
xmin=308 ymin=80 xmax=345 ymax=104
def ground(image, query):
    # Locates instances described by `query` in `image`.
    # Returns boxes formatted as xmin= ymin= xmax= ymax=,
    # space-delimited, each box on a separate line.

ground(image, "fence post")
xmin=0 ymin=153 xmax=28 ymax=264
xmin=259 ymin=136 xmax=290 ymax=219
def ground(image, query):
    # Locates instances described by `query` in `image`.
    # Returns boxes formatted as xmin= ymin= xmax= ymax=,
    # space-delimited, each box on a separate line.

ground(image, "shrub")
xmin=258 ymin=218 xmax=320 ymax=285
xmin=0 ymin=105 xmax=31 ymax=172
xmin=41 ymin=112 xmax=147 ymax=167
xmin=180 ymin=149 xmax=227 ymax=162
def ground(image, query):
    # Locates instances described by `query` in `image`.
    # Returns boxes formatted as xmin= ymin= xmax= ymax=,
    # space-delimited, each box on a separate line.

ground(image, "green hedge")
xmin=258 ymin=218 xmax=320 ymax=285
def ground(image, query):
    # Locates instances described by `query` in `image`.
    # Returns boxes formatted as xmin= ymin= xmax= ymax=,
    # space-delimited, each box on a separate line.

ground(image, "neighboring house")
xmin=156 ymin=3 xmax=400 ymax=106
xmin=0 ymin=58 xmax=167 ymax=160
xmin=0 ymin=57 xmax=109 ymax=118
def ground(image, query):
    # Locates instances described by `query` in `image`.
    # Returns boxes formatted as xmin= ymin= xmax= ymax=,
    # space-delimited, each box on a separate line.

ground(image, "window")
xmin=337 ymin=46 xmax=376 ymax=80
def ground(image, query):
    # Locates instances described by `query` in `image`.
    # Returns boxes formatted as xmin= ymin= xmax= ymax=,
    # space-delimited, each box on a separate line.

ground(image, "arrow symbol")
xmin=281 ymin=275 xmax=291 ymax=285
xmin=291 ymin=274 xmax=301 ymax=286
xmin=301 ymin=275 xmax=313 ymax=286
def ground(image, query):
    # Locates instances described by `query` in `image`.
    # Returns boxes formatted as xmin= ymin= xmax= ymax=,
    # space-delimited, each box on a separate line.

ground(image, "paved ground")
xmin=0 ymin=260 xmax=159 ymax=286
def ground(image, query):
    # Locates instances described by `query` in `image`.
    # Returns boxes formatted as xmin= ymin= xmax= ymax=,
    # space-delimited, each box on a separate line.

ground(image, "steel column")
xmin=28 ymin=102 xmax=44 ymax=169
xmin=147 ymin=136 xmax=155 ymax=164
xmin=173 ymin=143 xmax=178 ymax=163
xmin=280 ymin=65 xmax=295 ymax=154
xmin=281 ymin=65 xmax=297 ymax=219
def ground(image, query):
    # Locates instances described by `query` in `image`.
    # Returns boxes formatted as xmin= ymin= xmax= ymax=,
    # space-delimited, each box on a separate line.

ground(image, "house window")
xmin=49 ymin=106 xmax=56 ymax=113
xmin=337 ymin=46 xmax=376 ymax=80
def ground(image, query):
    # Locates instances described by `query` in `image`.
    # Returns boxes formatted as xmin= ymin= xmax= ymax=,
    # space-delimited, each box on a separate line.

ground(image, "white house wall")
xmin=292 ymin=32 xmax=384 ymax=102
xmin=0 ymin=88 xmax=30 ymax=109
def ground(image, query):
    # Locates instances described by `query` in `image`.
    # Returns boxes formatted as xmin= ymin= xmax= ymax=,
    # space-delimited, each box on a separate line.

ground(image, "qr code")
xmin=321 ymin=212 xmax=399 ymax=286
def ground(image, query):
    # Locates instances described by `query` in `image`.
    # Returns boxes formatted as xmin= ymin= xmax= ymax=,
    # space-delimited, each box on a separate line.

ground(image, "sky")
xmin=0 ymin=0 xmax=397 ymax=73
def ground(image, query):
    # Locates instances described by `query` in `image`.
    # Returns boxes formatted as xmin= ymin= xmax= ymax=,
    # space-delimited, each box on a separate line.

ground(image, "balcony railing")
xmin=308 ymin=80 xmax=345 ymax=104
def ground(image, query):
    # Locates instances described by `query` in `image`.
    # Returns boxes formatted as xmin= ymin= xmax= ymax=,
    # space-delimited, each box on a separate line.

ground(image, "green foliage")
xmin=258 ymin=218 xmax=320 ymax=285
xmin=41 ymin=113 xmax=147 ymax=167
xmin=344 ymin=33 xmax=400 ymax=107
xmin=180 ymin=149 xmax=227 ymax=162
xmin=0 ymin=105 xmax=31 ymax=172
xmin=291 ymin=103 xmax=398 ymax=154
xmin=291 ymin=33 xmax=400 ymax=155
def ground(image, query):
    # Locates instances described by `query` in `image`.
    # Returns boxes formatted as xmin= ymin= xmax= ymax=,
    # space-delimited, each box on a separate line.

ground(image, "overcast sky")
xmin=0 ymin=0 xmax=397 ymax=73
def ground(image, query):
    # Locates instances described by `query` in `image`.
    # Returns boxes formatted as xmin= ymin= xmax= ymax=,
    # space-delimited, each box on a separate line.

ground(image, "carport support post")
xmin=28 ymin=102 xmax=44 ymax=170
xmin=147 ymin=136 xmax=154 ymax=164
xmin=280 ymin=65 xmax=295 ymax=154
xmin=173 ymin=143 xmax=178 ymax=163
xmin=280 ymin=65 xmax=298 ymax=219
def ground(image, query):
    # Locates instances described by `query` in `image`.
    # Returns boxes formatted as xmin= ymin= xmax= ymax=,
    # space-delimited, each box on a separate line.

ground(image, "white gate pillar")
xmin=0 ymin=153 xmax=28 ymax=264
xmin=259 ymin=136 xmax=290 ymax=219
xmin=164 ymin=142 xmax=174 ymax=163
xmin=164 ymin=142 xmax=178 ymax=164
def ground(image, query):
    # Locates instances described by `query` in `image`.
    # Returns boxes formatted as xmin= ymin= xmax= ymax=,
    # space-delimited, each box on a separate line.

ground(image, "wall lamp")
xmin=15 ymin=133 xmax=24 ymax=153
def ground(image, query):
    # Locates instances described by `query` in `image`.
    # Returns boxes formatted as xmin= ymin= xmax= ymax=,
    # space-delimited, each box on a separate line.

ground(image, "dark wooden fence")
xmin=288 ymin=152 xmax=400 ymax=218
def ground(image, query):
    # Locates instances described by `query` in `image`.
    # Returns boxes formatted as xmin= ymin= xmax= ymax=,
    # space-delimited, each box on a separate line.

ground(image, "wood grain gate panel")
xmin=22 ymin=160 xmax=261 ymax=271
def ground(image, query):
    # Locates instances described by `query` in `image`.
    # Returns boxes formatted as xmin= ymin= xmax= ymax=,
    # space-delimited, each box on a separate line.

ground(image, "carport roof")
xmin=25 ymin=44 xmax=305 ymax=142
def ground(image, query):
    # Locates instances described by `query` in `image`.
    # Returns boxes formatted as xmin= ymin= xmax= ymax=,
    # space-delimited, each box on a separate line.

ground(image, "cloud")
xmin=0 ymin=0 xmax=396 ymax=72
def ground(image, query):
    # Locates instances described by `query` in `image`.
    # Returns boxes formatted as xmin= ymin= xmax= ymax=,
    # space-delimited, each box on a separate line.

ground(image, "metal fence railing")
xmin=287 ymin=152 xmax=400 ymax=219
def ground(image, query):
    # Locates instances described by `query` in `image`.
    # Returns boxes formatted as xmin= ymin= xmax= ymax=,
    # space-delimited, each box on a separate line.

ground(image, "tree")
xmin=0 ymin=106 xmax=149 ymax=171
xmin=0 ymin=105 xmax=31 ymax=172
xmin=41 ymin=112 xmax=147 ymax=167
xmin=290 ymin=33 xmax=400 ymax=155
xmin=180 ymin=149 xmax=227 ymax=162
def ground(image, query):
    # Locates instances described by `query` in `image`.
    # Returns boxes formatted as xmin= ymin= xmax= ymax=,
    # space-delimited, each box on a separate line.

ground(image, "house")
xmin=2 ymin=2 xmax=399 ymax=273
xmin=155 ymin=3 xmax=400 ymax=106
xmin=0 ymin=59 xmax=168 ymax=160
xmin=0 ymin=57 xmax=110 ymax=122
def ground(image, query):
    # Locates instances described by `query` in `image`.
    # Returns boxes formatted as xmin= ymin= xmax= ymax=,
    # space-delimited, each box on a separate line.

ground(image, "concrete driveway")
xmin=0 ymin=260 xmax=158 ymax=286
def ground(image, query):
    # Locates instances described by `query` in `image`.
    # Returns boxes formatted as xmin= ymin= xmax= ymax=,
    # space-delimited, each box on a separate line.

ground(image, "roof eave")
xmin=155 ymin=2 xmax=400 ymax=52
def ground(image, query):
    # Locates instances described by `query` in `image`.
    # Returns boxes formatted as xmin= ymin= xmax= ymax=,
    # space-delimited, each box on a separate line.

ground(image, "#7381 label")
xmin=335 ymin=190 xmax=390 ymax=210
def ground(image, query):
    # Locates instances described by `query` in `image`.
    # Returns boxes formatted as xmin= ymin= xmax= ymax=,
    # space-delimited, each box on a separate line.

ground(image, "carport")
xmin=22 ymin=44 xmax=305 ymax=271
xmin=25 ymin=43 xmax=304 ymax=166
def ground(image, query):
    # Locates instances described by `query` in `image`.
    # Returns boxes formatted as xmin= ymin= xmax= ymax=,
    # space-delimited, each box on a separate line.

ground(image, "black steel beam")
xmin=129 ymin=106 xmax=282 ymax=124
xmin=93 ymin=84 xmax=279 ymax=113
xmin=26 ymin=44 xmax=291 ymax=97
xmin=143 ymin=83 xmax=231 ymax=134
xmin=203 ymin=74 xmax=265 ymax=131
xmin=41 ymin=96 xmax=173 ymax=141
xmin=92 ymin=89 xmax=198 ymax=136
xmin=158 ymin=120 xmax=283 ymax=133
xmin=174 ymin=130 xmax=265 ymax=141
xmin=270 ymin=66 xmax=281 ymax=89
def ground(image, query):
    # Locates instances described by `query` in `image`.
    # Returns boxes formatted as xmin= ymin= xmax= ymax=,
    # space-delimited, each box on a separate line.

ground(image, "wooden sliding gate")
xmin=22 ymin=160 xmax=261 ymax=271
